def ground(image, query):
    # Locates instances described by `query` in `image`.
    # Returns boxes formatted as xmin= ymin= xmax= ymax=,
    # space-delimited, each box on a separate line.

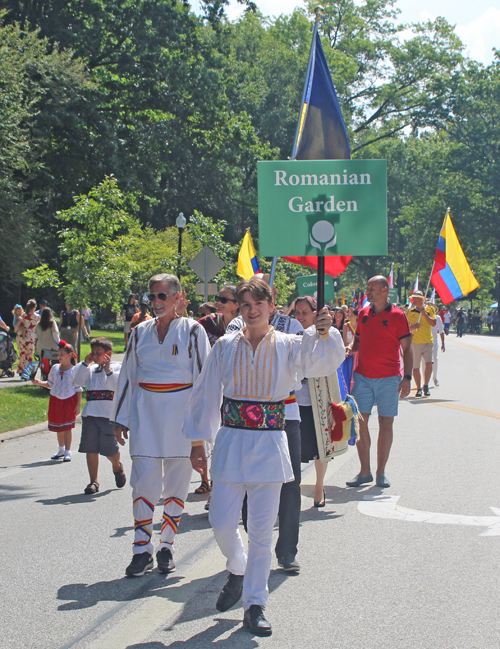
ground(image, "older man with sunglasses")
xmin=111 ymin=274 xmax=211 ymax=577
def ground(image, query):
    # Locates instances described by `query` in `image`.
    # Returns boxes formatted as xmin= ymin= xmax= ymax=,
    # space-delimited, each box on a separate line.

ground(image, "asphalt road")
xmin=1 ymin=334 xmax=499 ymax=649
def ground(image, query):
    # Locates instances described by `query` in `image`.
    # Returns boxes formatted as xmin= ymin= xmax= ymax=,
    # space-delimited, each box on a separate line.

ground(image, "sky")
xmin=192 ymin=0 xmax=499 ymax=65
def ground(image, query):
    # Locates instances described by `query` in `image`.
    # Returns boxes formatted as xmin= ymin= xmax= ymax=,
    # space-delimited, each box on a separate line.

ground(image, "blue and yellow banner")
xmin=292 ymin=30 xmax=350 ymax=161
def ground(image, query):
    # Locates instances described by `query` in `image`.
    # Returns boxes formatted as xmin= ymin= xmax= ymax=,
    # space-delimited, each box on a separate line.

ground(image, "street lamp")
xmin=176 ymin=212 xmax=187 ymax=279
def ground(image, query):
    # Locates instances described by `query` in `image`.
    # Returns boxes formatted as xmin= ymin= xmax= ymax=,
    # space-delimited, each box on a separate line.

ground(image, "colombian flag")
xmin=237 ymin=229 xmax=260 ymax=280
xmin=431 ymin=210 xmax=479 ymax=305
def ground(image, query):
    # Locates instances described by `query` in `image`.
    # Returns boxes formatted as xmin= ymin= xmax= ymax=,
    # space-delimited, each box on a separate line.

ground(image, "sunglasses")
xmin=147 ymin=292 xmax=170 ymax=302
xmin=216 ymin=296 xmax=236 ymax=304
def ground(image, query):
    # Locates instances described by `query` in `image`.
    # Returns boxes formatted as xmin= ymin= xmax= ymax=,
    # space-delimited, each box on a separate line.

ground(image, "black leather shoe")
xmin=216 ymin=573 xmax=244 ymax=612
xmin=277 ymin=553 xmax=300 ymax=572
xmin=243 ymin=605 xmax=272 ymax=636
xmin=156 ymin=547 xmax=175 ymax=574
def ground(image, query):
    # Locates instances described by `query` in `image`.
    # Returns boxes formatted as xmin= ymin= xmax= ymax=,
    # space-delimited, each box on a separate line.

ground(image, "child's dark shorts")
xmin=78 ymin=416 xmax=119 ymax=457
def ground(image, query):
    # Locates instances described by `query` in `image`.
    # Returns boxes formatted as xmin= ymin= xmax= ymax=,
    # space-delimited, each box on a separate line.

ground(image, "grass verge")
xmin=1 ymin=330 xmax=123 ymax=435
xmin=0 ymin=385 xmax=50 ymax=434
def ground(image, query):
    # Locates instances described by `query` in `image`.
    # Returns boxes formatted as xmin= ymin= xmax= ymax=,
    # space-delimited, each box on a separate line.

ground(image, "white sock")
xmin=64 ymin=450 xmax=71 ymax=458
xmin=58 ymin=446 xmax=65 ymax=453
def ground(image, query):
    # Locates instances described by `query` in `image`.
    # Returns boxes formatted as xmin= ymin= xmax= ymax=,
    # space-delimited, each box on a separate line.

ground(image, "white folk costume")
xmin=226 ymin=312 xmax=304 ymax=561
xmin=110 ymin=317 xmax=210 ymax=555
xmin=73 ymin=361 xmax=121 ymax=418
xmin=183 ymin=325 xmax=344 ymax=609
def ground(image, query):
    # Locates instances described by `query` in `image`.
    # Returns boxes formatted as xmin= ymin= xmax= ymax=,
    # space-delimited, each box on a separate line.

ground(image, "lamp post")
xmin=176 ymin=212 xmax=187 ymax=279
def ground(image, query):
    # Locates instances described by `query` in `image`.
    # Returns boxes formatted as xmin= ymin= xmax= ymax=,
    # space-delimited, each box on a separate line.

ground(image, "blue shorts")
xmin=352 ymin=373 xmax=401 ymax=418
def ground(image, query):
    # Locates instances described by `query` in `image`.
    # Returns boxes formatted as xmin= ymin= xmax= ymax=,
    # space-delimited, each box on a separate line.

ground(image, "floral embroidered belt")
xmin=139 ymin=382 xmax=193 ymax=393
xmin=86 ymin=390 xmax=114 ymax=401
xmin=222 ymin=397 xmax=285 ymax=431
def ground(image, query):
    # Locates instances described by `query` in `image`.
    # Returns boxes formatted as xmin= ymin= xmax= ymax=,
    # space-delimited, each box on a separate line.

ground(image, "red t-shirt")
xmin=355 ymin=303 xmax=411 ymax=378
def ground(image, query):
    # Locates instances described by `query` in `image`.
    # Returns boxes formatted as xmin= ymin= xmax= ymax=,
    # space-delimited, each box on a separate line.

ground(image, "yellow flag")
xmin=237 ymin=230 xmax=260 ymax=280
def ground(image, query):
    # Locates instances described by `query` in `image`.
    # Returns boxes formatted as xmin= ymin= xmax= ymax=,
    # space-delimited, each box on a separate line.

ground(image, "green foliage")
xmin=23 ymin=264 xmax=61 ymax=289
xmin=1 ymin=1 xmax=499 ymax=308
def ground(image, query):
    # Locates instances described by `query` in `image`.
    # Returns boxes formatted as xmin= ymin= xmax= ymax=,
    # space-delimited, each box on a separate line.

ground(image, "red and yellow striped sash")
xmin=139 ymin=382 xmax=193 ymax=393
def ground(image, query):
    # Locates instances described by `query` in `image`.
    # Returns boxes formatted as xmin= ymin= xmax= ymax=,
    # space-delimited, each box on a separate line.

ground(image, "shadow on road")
xmin=36 ymin=489 xmax=114 ymax=505
xmin=407 ymin=398 xmax=457 ymax=404
xmin=127 ymin=619 xmax=257 ymax=649
xmin=0 ymin=483 xmax=37 ymax=501
xmin=57 ymin=571 xmax=185 ymax=610
xmin=302 ymin=483 xmax=386 ymax=508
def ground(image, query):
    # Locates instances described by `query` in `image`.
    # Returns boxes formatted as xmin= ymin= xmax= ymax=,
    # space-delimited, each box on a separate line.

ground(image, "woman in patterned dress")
xmin=14 ymin=299 xmax=39 ymax=376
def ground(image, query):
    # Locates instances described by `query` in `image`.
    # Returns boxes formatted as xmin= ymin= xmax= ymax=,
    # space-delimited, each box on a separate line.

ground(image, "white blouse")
xmin=183 ymin=325 xmax=345 ymax=483
xmin=46 ymin=364 xmax=83 ymax=399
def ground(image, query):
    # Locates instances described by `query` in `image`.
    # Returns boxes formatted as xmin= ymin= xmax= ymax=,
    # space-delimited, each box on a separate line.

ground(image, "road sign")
xmin=388 ymin=288 xmax=398 ymax=304
xmin=195 ymin=283 xmax=217 ymax=296
xmin=188 ymin=246 xmax=224 ymax=301
xmin=258 ymin=159 xmax=387 ymax=257
xmin=188 ymin=246 xmax=224 ymax=283
xmin=297 ymin=274 xmax=335 ymax=302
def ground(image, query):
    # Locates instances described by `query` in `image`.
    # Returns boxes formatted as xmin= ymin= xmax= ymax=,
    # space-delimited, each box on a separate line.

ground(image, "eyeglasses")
xmin=147 ymin=292 xmax=169 ymax=302
xmin=216 ymin=296 xmax=236 ymax=304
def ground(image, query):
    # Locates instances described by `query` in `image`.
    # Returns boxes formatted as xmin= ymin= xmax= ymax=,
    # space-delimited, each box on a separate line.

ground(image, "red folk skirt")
xmin=48 ymin=394 xmax=78 ymax=432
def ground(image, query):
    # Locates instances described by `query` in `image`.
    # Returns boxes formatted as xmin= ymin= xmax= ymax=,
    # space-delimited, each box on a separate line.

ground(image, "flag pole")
xmin=311 ymin=7 xmax=325 ymax=307
xmin=269 ymin=9 xmax=321 ymax=289
xmin=269 ymin=257 xmax=278 ymax=287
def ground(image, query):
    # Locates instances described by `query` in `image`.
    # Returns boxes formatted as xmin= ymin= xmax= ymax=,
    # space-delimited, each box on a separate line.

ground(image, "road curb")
xmin=0 ymin=415 xmax=82 ymax=442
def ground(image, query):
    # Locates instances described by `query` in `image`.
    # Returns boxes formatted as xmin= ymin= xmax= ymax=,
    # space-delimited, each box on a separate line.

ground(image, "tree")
xmin=0 ymin=18 xmax=91 ymax=297
xmin=24 ymin=176 xmax=141 ymax=313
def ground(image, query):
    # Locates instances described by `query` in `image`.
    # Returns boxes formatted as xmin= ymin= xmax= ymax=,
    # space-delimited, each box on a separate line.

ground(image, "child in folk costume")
xmin=73 ymin=337 xmax=126 ymax=495
xmin=33 ymin=340 xmax=82 ymax=462
xmin=184 ymin=278 xmax=345 ymax=637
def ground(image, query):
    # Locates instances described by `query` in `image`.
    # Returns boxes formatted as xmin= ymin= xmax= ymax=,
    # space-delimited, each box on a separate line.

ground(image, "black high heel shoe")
xmin=314 ymin=489 xmax=326 ymax=508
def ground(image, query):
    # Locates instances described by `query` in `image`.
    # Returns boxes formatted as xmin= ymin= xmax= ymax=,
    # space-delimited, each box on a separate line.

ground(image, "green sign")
xmin=297 ymin=274 xmax=335 ymax=302
xmin=388 ymin=288 xmax=398 ymax=304
xmin=258 ymin=159 xmax=387 ymax=257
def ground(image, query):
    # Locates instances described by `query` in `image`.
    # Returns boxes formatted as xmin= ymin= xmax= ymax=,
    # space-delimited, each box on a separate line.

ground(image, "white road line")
xmin=358 ymin=495 xmax=500 ymax=536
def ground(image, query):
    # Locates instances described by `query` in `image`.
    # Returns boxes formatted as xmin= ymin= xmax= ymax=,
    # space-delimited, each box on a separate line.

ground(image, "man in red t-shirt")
xmin=346 ymin=276 xmax=413 ymax=489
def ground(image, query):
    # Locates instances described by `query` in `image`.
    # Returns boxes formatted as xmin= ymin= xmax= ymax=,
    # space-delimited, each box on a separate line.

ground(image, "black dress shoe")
xmin=156 ymin=547 xmax=175 ymax=574
xmin=243 ymin=605 xmax=272 ymax=636
xmin=277 ymin=553 xmax=300 ymax=572
xmin=216 ymin=573 xmax=244 ymax=612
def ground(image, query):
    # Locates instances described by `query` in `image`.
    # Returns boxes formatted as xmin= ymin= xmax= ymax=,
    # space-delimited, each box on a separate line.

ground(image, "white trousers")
xmin=209 ymin=481 xmax=282 ymax=609
xmin=432 ymin=341 xmax=439 ymax=381
xmin=130 ymin=457 xmax=192 ymax=555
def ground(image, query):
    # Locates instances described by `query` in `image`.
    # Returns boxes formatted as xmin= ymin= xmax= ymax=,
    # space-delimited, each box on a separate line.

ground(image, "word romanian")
xmin=275 ymin=169 xmax=371 ymax=213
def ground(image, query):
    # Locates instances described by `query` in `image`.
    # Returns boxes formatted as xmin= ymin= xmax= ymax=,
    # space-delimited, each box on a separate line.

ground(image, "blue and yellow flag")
xmin=292 ymin=30 xmax=350 ymax=161
xmin=237 ymin=229 xmax=260 ymax=280
xmin=431 ymin=210 xmax=479 ymax=304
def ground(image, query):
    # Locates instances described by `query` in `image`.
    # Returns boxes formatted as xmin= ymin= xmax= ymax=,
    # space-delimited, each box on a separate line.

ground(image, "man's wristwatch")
xmin=403 ymin=374 xmax=412 ymax=381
